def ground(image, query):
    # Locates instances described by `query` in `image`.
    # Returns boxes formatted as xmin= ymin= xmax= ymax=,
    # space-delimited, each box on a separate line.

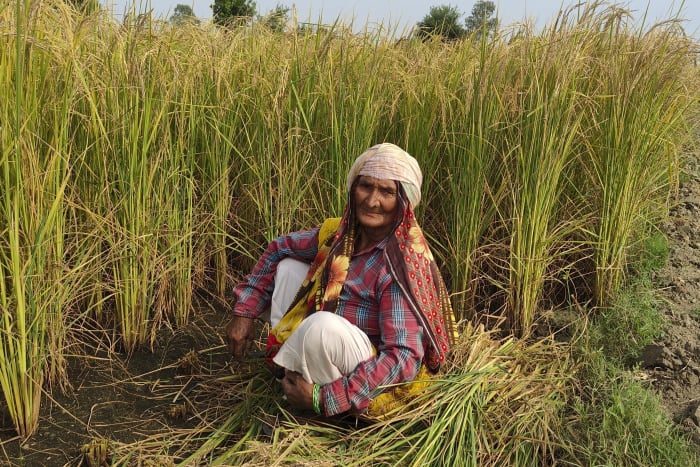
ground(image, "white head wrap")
xmin=346 ymin=143 xmax=423 ymax=208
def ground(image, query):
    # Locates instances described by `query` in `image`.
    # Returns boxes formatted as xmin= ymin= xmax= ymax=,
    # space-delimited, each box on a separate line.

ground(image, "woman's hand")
xmin=281 ymin=370 xmax=315 ymax=412
xmin=224 ymin=315 xmax=256 ymax=359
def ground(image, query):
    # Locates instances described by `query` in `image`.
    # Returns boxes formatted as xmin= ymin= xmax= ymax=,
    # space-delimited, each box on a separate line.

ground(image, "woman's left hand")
xmin=280 ymin=370 xmax=315 ymax=412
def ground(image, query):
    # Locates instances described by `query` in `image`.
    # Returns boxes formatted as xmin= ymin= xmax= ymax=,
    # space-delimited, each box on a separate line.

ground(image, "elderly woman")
xmin=225 ymin=143 xmax=456 ymax=418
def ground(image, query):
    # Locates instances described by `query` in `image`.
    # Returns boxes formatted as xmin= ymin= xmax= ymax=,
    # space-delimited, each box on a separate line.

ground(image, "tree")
xmin=416 ymin=5 xmax=466 ymax=40
xmin=260 ymin=3 xmax=290 ymax=32
xmin=464 ymin=0 xmax=498 ymax=39
xmin=211 ymin=0 xmax=257 ymax=27
xmin=170 ymin=4 xmax=200 ymax=26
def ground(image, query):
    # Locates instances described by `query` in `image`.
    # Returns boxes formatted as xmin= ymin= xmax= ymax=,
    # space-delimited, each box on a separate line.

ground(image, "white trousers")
xmin=269 ymin=258 xmax=310 ymax=328
xmin=270 ymin=258 xmax=374 ymax=384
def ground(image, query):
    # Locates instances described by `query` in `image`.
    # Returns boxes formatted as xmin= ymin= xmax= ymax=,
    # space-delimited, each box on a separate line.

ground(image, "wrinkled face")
xmin=353 ymin=175 xmax=399 ymax=238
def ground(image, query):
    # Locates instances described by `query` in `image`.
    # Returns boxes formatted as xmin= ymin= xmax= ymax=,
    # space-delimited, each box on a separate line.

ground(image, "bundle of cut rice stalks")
xmin=344 ymin=323 xmax=574 ymax=466
xmin=107 ymin=324 xmax=573 ymax=466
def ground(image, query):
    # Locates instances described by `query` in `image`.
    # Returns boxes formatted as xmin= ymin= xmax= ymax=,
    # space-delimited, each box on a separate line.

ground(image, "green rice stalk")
xmin=0 ymin=0 xmax=100 ymax=435
xmin=501 ymin=30 xmax=583 ymax=335
xmin=439 ymin=40 xmax=502 ymax=321
xmin=553 ymin=2 xmax=693 ymax=307
xmin=341 ymin=325 xmax=572 ymax=466
xmin=104 ymin=20 xmax=200 ymax=350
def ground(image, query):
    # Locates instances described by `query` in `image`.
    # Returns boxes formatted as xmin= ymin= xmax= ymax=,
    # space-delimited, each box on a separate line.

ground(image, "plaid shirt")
xmin=232 ymin=226 xmax=425 ymax=416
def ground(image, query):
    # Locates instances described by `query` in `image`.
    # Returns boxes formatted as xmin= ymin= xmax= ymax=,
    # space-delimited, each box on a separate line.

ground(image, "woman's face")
xmin=353 ymin=175 xmax=399 ymax=238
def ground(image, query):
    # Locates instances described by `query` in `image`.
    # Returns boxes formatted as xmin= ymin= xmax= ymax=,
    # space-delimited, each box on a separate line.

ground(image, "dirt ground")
xmin=641 ymin=152 xmax=700 ymax=447
xmin=0 ymin=304 xmax=236 ymax=466
xmin=2 ymin=161 xmax=700 ymax=466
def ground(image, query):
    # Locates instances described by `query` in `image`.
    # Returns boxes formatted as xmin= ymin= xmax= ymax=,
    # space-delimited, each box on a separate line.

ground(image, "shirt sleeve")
xmin=232 ymin=227 xmax=320 ymax=319
xmin=320 ymin=279 xmax=425 ymax=416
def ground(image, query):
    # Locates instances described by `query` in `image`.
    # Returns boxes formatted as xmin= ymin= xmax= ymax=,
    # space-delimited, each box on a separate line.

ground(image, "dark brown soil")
xmin=0 ymin=305 xmax=235 ymax=466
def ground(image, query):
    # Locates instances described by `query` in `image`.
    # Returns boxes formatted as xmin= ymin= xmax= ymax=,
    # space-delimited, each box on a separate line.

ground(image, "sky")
xmin=101 ymin=1 xmax=700 ymax=38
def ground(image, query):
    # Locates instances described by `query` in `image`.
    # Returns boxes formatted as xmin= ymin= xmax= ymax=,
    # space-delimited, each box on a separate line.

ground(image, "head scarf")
xmin=347 ymin=143 xmax=423 ymax=208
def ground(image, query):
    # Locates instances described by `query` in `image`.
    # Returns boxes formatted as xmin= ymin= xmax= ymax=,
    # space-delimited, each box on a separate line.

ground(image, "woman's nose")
xmin=366 ymin=189 xmax=381 ymax=206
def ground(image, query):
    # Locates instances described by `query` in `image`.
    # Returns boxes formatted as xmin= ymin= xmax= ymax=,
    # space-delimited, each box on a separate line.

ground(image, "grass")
xmin=588 ymin=275 xmax=665 ymax=365
xmin=0 ymin=0 xmax=82 ymax=438
xmin=563 ymin=350 xmax=698 ymax=466
xmin=692 ymin=307 xmax=700 ymax=321
xmin=588 ymin=229 xmax=669 ymax=365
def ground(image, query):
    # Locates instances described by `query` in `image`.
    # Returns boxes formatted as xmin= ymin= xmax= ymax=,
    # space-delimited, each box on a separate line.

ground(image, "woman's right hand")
xmin=224 ymin=315 xmax=256 ymax=359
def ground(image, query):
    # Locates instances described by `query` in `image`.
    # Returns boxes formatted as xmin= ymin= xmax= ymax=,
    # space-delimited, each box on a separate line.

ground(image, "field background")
xmin=1 ymin=0 xmax=699 ymax=465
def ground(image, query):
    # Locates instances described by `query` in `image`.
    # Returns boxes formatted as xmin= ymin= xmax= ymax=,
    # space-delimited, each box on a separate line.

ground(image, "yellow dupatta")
xmin=269 ymin=217 xmax=342 ymax=347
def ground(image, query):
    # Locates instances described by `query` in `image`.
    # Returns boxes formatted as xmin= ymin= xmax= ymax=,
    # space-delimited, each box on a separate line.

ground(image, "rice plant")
xmin=0 ymin=0 xmax=75 ymax=437
xmin=564 ymin=2 xmax=693 ymax=306
xmin=499 ymin=27 xmax=584 ymax=335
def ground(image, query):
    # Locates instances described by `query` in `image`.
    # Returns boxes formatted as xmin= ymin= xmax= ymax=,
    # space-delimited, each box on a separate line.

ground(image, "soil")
xmin=2 ymin=160 xmax=700 ymax=466
xmin=641 ymin=152 xmax=700 ymax=447
xmin=0 ymin=304 xmax=237 ymax=466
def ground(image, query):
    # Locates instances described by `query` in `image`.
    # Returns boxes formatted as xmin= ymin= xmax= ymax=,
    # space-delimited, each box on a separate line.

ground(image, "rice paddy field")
xmin=1 ymin=0 xmax=699 ymax=465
